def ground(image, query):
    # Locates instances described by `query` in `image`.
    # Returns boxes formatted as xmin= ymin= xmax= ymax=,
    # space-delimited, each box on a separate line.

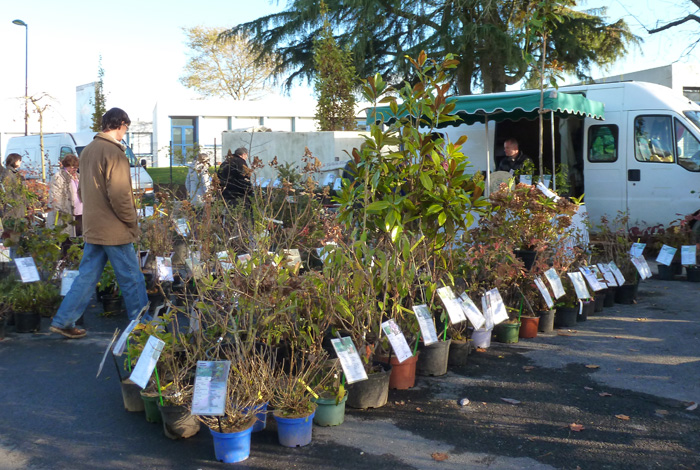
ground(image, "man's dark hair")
xmin=101 ymin=108 xmax=131 ymax=131
xmin=233 ymin=147 xmax=248 ymax=158
xmin=5 ymin=153 xmax=21 ymax=169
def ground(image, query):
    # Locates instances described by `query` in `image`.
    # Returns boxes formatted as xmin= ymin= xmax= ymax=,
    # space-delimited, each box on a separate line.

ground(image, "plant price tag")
xmin=656 ymin=245 xmax=677 ymax=266
xmin=483 ymin=288 xmax=508 ymax=326
xmin=191 ymin=361 xmax=231 ymax=416
xmin=112 ymin=320 xmax=139 ymax=356
xmin=541 ymin=175 xmax=552 ymax=188
xmin=544 ymin=268 xmax=566 ymax=299
xmin=597 ymin=263 xmax=617 ymax=286
xmin=14 ymin=257 xmax=40 ymax=283
xmin=332 ymin=177 xmax=342 ymax=191
xmin=567 ymin=272 xmax=591 ymax=300
xmin=608 ymin=261 xmax=626 ymax=285
xmin=534 ymin=277 xmax=554 ymax=309
xmin=156 ymin=257 xmax=174 ymax=282
xmin=631 ymin=256 xmax=652 ymax=279
xmin=127 ymin=335 xmax=165 ymax=389
xmin=380 ymin=319 xmax=413 ymax=363
xmin=519 ymin=175 xmax=532 ymax=185
xmin=0 ymin=244 xmax=10 ymax=263
xmin=283 ymin=249 xmax=302 ymax=269
xmin=579 ymin=266 xmax=605 ymax=291
xmin=216 ymin=251 xmax=233 ymax=271
xmin=536 ymin=181 xmax=558 ymax=200
xmin=60 ymin=270 xmax=79 ymax=296
xmin=681 ymin=245 xmax=696 ymax=266
xmin=331 ymin=337 xmax=368 ymax=384
xmin=436 ymin=286 xmax=467 ymax=324
xmin=630 ymin=243 xmax=646 ymax=258
xmin=174 ymin=218 xmax=190 ymax=238
xmin=589 ymin=265 xmax=608 ymax=287
xmin=412 ymin=305 xmax=439 ymax=346
xmin=459 ymin=293 xmax=485 ymax=330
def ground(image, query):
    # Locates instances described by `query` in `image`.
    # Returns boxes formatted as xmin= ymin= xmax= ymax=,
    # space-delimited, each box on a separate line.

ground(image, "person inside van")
xmin=497 ymin=138 xmax=533 ymax=172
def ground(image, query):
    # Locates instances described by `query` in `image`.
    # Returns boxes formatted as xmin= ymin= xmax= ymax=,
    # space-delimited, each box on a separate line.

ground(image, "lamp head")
xmin=12 ymin=19 xmax=27 ymax=27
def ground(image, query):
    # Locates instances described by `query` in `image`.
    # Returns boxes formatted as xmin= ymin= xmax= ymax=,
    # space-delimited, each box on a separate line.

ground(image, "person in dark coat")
xmin=497 ymin=138 xmax=533 ymax=172
xmin=217 ymin=147 xmax=252 ymax=205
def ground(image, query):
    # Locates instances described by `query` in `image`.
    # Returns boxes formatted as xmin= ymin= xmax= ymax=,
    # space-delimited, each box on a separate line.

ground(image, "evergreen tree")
xmin=313 ymin=2 xmax=357 ymax=131
xmin=91 ymin=57 xmax=107 ymax=132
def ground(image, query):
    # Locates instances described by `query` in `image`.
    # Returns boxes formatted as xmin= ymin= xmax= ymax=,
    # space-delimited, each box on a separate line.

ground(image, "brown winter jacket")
xmin=79 ymin=133 xmax=138 ymax=245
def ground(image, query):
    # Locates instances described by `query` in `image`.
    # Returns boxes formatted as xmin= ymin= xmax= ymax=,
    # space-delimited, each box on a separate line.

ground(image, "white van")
xmin=436 ymin=82 xmax=700 ymax=233
xmin=4 ymin=132 xmax=154 ymax=196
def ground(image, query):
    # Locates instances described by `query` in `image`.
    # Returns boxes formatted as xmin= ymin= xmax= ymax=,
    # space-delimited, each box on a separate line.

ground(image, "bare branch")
xmin=649 ymin=14 xmax=700 ymax=34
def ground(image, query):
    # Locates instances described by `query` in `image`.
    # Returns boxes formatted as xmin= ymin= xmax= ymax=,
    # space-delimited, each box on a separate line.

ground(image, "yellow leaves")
xmin=569 ymin=423 xmax=584 ymax=432
xmin=585 ymin=364 xmax=600 ymax=369
xmin=431 ymin=452 xmax=449 ymax=462
xmin=615 ymin=414 xmax=630 ymax=420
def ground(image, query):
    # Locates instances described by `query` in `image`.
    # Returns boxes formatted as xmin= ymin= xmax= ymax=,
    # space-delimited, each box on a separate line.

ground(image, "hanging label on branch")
xmin=436 ymin=286 xmax=467 ymax=324
xmin=608 ymin=261 xmax=626 ymax=286
xmin=534 ymin=277 xmax=554 ymax=309
xmin=127 ymin=335 xmax=165 ymax=389
xmin=0 ymin=244 xmax=11 ymax=263
xmin=14 ymin=257 xmax=40 ymax=283
xmin=579 ymin=266 xmax=605 ymax=292
xmin=156 ymin=257 xmax=174 ymax=282
xmin=482 ymin=288 xmax=508 ymax=328
xmin=174 ymin=218 xmax=190 ymax=238
xmin=191 ymin=361 xmax=231 ymax=416
xmin=597 ymin=263 xmax=617 ymax=286
xmin=681 ymin=245 xmax=697 ymax=266
xmin=216 ymin=251 xmax=233 ymax=271
xmin=113 ymin=319 xmax=139 ymax=356
xmin=630 ymin=243 xmax=646 ymax=258
xmin=656 ymin=245 xmax=677 ymax=266
xmin=567 ymin=272 xmax=591 ymax=300
xmin=459 ymin=293 xmax=485 ymax=330
xmin=631 ymin=256 xmax=652 ymax=279
xmin=380 ymin=319 xmax=413 ymax=363
xmin=60 ymin=270 xmax=79 ymax=296
xmin=316 ymin=243 xmax=337 ymax=263
xmin=412 ymin=305 xmax=439 ymax=346
xmin=544 ymin=268 xmax=566 ymax=299
xmin=283 ymin=249 xmax=302 ymax=269
xmin=331 ymin=337 xmax=368 ymax=384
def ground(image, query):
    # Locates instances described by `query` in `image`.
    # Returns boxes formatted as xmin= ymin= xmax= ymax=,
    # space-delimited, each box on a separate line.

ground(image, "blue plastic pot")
xmin=210 ymin=422 xmax=254 ymax=463
xmin=273 ymin=409 xmax=316 ymax=447
xmin=243 ymin=402 xmax=268 ymax=432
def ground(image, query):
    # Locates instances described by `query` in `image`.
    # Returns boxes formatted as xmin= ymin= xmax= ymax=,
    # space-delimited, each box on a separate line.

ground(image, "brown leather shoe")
xmin=50 ymin=326 xmax=87 ymax=339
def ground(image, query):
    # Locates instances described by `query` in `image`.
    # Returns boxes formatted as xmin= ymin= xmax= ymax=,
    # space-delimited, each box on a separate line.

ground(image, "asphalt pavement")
xmin=1 ymin=267 xmax=698 ymax=470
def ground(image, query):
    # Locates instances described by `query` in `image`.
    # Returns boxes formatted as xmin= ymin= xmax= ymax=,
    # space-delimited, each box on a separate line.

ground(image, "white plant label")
xmin=112 ymin=320 xmax=139 ymax=356
xmin=597 ymin=263 xmax=618 ymax=286
xmin=60 ymin=270 xmax=79 ymax=296
xmin=283 ymin=249 xmax=302 ymax=268
xmin=332 ymin=177 xmax=342 ymax=191
xmin=0 ymin=244 xmax=10 ymax=263
xmin=436 ymin=286 xmax=467 ymax=324
xmin=608 ymin=261 xmax=626 ymax=286
xmin=174 ymin=218 xmax=190 ymax=237
xmin=544 ymin=268 xmax=566 ymax=299
xmin=656 ymin=244 xmax=677 ymax=266
xmin=631 ymin=256 xmax=652 ymax=279
xmin=156 ymin=257 xmax=174 ymax=282
xmin=331 ymin=337 xmax=368 ymax=384
xmin=519 ymin=175 xmax=532 ymax=185
xmin=216 ymin=251 xmax=233 ymax=271
xmin=139 ymin=250 xmax=150 ymax=269
xmin=191 ymin=361 xmax=231 ymax=416
xmin=541 ymin=175 xmax=552 ymax=188
xmin=567 ymin=272 xmax=591 ymax=300
xmin=316 ymin=243 xmax=336 ymax=263
xmin=579 ymin=266 xmax=605 ymax=292
xmin=534 ymin=277 xmax=554 ymax=309
xmin=681 ymin=245 xmax=696 ymax=266
xmin=589 ymin=265 xmax=608 ymax=287
xmin=14 ymin=257 xmax=40 ymax=283
xmin=630 ymin=243 xmax=646 ymax=258
xmin=380 ymin=319 xmax=413 ymax=363
xmin=412 ymin=305 xmax=438 ymax=346
xmin=458 ymin=293 xmax=485 ymax=330
xmin=483 ymin=288 xmax=508 ymax=327
xmin=536 ymin=181 xmax=558 ymax=200
xmin=236 ymin=253 xmax=251 ymax=266
xmin=128 ymin=335 xmax=165 ymax=389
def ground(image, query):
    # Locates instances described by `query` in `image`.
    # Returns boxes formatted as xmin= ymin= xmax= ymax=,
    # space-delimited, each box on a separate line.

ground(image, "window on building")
xmin=587 ymin=125 xmax=618 ymax=162
xmin=171 ymin=117 xmax=197 ymax=164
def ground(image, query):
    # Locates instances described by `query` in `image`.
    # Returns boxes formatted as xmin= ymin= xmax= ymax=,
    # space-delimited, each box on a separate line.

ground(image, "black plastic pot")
xmin=615 ymin=284 xmax=636 ymax=305
xmin=101 ymin=294 xmax=123 ymax=314
xmin=657 ymin=264 xmax=675 ymax=281
xmin=158 ymin=403 xmax=201 ymax=439
xmin=514 ymin=249 xmax=537 ymax=270
xmin=14 ymin=311 xmax=41 ymax=333
xmin=594 ymin=290 xmax=606 ymax=313
xmin=580 ymin=300 xmax=594 ymax=322
xmin=687 ymin=266 xmax=700 ymax=282
xmin=537 ymin=309 xmax=555 ymax=333
xmin=554 ymin=306 xmax=577 ymax=328
xmin=346 ymin=363 xmax=391 ymax=409
xmin=604 ymin=287 xmax=617 ymax=308
xmin=448 ymin=339 xmax=470 ymax=367
xmin=120 ymin=380 xmax=145 ymax=412
xmin=417 ymin=339 xmax=451 ymax=376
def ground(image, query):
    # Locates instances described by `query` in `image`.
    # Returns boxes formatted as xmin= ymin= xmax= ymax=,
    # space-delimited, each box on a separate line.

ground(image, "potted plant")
xmin=311 ymin=359 xmax=348 ymax=427
xmin=9 ymin=281 xmax=61 ymax=333
xmin=591 ymin=213 xmax=638 ymax=303
xmin=97 ymin=261 xmax=123 ymax=314
xmin=649 ymin=215 xmax=698 ymax=280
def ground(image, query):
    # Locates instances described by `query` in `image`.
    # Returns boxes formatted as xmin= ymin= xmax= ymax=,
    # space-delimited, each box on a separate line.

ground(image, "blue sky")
xmin=0 ymin=0 xmax=698 ymax=131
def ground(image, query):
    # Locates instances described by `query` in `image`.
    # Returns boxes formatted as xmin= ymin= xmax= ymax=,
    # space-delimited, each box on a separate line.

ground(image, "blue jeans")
xmin=51 ymin=243 xmax=148 ymax=329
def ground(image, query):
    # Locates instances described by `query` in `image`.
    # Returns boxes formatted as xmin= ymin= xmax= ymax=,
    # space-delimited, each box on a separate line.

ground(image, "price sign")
xmin=191 ymin=361 xmax=231 ymax=416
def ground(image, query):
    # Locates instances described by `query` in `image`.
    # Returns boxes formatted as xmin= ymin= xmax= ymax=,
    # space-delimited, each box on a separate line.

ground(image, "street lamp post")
xmin=12 ymin=19 xmax=28 ymax=136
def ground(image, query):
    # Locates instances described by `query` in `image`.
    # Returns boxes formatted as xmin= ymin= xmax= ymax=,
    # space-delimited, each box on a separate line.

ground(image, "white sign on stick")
xmin=631 ymin=256 xmax=652 ymax=279
xmin=597 ymin=263 xmax=617 ymax=286
xmin=630 ymin=243 xmax=646 ymax=258
xmin=579 ymin=267 xmax=605 ymax=292
xmin=128 ymin=335 xmax=165 ymax=389
xmin=544 ymin=268 xmax=566 ymax=299
xmin=482 ymin=288 xmax=508 ymax=327
xmin=534 ymin=277 xmax=554 ymax=309
xmin=156 ymin=257 xmax=174 ymax=282
xmin=191 ymin=361 xmax=231 ymax=416
xmin=681 ymin=245 xmax=697 ymax=266
xmin=567 ymin=272 xmax=591 ymax=300
xmin=608 ymin=261 xmax=626 ymax=286
xmin=458 ymin=293 xmax=485 ymax=330
xmin=174 ymin=218 xmax=190 ymax=237
xmin=519 ymin=175 xmax=532 ymax=185
xmin=380 ymin=319 xmax=413 ymax=363
xmin=14 ymin=257 xmax=40 ymax=283
xmin=436 ymin=286 xmax=467 ymax=324
xmin=656 ymin=245 xmax=677 ymax=266
xmin=113 ymin=320 xmax=139 ymax=356
xmin=60 ymin=270 xmax=79 ymax=296
xmin=412 ymin=305 xmax=439 ymax=346
xmin=331 ymin=337 xmax=368 ymax=384
xmin=0 ymin=244 xmax=10 ymax=263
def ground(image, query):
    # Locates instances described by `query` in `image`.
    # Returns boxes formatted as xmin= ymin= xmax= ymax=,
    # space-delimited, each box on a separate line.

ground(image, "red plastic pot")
xmin=519 ymin=316 xmax=539 ymax=339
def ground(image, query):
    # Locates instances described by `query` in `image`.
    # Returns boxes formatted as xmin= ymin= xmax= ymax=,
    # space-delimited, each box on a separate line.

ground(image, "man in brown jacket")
xmin=50 ymin=108 xmax=148 ymax=339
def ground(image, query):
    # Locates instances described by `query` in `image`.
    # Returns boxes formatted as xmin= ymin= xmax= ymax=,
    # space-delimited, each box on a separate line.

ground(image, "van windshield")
xmin=75 ymin=144 xmax=137 ymax=167
xmin=685 ymin=111 xmax=700 ymax=133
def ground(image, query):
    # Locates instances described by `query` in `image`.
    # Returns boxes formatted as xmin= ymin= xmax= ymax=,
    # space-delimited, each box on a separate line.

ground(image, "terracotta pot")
xmin=377 ymin=353 xmax=419 ymax=389
xmin=519 ymin=316 xmax=539 ymax=338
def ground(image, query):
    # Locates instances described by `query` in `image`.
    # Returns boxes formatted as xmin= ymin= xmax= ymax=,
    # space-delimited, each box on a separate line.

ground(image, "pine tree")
xmin=313 ymin=2 xmax=357 ymax=131
xmin=91 ymin=57 xmax=107 ymax=132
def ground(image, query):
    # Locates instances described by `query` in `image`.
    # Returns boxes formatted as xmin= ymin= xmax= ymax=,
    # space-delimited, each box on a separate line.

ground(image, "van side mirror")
xmin=140 ymin=159 xmax=147 ymax=168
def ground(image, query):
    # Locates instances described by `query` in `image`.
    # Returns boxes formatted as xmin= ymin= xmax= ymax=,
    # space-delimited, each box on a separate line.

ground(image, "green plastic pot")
xmin=140 ymin=391 xmax=163 ymax=423
xmin=494 ymin=322 xmax=520 ymax=344
xmin=312 ymin=392 xmax=348 ymax=427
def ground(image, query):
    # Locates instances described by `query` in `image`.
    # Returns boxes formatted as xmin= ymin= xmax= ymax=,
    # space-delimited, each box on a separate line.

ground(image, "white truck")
xmin=434 ymin=81 xmax=700 ymax=234
xmin=4 ymin=131 xmax=154 ymax=196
